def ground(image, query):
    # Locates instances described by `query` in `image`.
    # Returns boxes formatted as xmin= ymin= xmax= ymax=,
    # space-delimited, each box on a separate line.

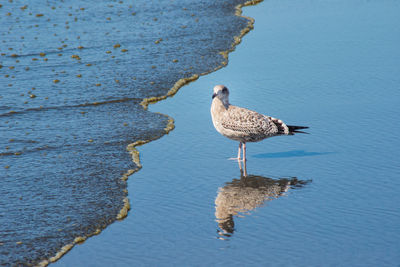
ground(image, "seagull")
xmin=210 ymin=85 xmax=308 ymax=162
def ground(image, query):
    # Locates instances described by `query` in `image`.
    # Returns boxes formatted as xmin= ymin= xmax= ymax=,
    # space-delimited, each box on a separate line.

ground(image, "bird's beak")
xmin=212 ymin=93 xmax=217 ymax=99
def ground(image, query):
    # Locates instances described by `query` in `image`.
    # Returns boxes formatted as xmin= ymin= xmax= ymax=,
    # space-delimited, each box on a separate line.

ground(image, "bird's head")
xmin=212 ymin=85 xmax=230 ymax=107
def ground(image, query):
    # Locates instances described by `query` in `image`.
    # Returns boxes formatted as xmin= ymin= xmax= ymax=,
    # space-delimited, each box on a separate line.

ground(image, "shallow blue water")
xmin=0 ymin=0 xmax=250 ymax=264
xmin=56 ymin=0 xmax=400 ymax=266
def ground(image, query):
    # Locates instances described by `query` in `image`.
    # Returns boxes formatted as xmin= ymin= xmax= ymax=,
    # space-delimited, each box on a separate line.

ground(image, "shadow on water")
xmin=253 ymin=150 xmax=333 ymax=159
xmin=215 ymin=161 xmax=311 ymax=239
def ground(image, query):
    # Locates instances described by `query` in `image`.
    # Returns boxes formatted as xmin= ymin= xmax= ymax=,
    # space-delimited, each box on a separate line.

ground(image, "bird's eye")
xmin=222 ymin=87 xmax=228 ymax=93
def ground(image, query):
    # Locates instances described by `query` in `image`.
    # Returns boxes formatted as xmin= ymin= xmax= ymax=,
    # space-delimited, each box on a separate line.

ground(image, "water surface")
xmin=0 ymin=0 xmax=251 ymax=264
xmin=56 ymin=0 xmax=400 ymax=266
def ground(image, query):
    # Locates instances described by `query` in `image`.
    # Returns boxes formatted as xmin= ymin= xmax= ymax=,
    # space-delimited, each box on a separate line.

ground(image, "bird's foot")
xmin=228 ymin=157 xmax=243 ymax=161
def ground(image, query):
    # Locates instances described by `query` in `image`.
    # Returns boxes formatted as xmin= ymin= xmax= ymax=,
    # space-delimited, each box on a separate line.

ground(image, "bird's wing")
xmin=265 ymin=115 xmax=290 ymax=135
xmin=220 ymin=105 xmax=282 ymax=136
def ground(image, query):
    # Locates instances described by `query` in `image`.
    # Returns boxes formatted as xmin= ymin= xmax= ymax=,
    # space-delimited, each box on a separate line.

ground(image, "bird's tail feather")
xmin=288 ymin=125 xmax=309 ymax=134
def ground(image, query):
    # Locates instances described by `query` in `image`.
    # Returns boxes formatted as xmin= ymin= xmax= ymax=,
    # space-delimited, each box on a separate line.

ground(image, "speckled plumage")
xmin=217 ymin=105 xmax=290 ymax=142
xmin=211 ymin=85 xmax=308 ymax=162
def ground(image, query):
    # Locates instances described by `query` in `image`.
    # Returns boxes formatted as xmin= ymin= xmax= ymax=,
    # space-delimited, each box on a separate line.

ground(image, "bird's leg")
xmin=238 ymin=155 xmax=248 ymax=177
xmin=228 ymin=142 xmax=242 ymax=160
xmin=238 ymin=159 xmax=243 ymax=174
xmin=237 ymin=142 xmax=242 ymax=160
xmin=242 ymin=157 xmax=247 ymax=176
xmin=243 ymin=142 xmax=247 ymax=162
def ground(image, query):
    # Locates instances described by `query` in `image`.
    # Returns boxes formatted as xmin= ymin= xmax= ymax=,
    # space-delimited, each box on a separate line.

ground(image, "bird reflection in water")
xmin=215 ymin=163 xmax=310 ymax=239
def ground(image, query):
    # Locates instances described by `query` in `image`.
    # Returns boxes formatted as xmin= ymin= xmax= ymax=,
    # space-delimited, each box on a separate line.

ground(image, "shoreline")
xmin=40 ymin=1 xmax=263 ymax=265
xmin=52 ymin=0 xmax=400 ymax=265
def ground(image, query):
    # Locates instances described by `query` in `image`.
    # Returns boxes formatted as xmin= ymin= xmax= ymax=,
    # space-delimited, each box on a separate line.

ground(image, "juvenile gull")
xmin=210 ymin=85 xmax=308 ymax=161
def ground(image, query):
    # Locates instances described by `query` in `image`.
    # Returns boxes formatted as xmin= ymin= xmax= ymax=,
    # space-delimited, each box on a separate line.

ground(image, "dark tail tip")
xmin=288 ymin=125 xmax=309 ymax=134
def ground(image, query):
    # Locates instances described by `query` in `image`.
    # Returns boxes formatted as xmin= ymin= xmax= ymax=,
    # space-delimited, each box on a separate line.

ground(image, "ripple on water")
xmin=0 ymin=0 xmax=254 ymax=264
